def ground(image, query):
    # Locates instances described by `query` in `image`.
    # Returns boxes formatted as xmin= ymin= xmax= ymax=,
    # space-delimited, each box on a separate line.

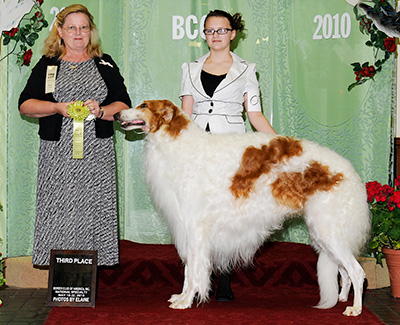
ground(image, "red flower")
xmin=384 ymin=37 xmax=396 ymax=52
xmin=35 ymin=11 xmax=44 ymax=22
xmin=37 ymin=0 xmax=44 ymax=5
xmin=361 ymin=67 xmax=370 ymax=77
xmin=368 ymin=66 xmax=376 ymax=76
xmin=355 ymin=65 xmax=376 ymax=81
xmin=366 ymin=178 xmax=400 ymax=211
xmin=4 ymin=27 xmax=18 ymax=37
xmin=23 ymin=49 xmax=33 ymax=66
xmin=360 ymin=18 xmax=371 ymax=32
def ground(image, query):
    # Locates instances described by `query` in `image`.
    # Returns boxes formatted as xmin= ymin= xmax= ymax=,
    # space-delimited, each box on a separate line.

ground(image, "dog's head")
xmin=114 ymin=100 xmax=190 ymax=137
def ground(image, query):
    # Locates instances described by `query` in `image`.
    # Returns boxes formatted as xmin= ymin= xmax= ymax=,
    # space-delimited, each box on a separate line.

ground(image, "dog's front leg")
xmin=168 ymin=265 xmax=189 ymax=305
xmin=168 ymin=242 xmax=212 ymax=309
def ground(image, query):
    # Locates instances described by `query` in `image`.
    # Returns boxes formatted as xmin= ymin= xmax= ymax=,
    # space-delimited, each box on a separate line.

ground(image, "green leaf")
xmin=351 ymin=62 xmax=362 ymax=69
xmin=2 ymin=37 xmax=10 ymax=46
xmin=30 ymin=33 xmax=39 ymax=40
xmin=22 ymin=27 xmax=30 ymax=35
xmin=26 ymin=37 xmax=34 ymax=47
xmin=368 ymin=240 xmax=379 ymax=250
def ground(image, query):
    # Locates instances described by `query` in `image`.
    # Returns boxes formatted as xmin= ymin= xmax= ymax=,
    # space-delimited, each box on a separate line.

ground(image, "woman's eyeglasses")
xmin=203 ymin=28 xmax=233 ymax=35
xmin=63 ymin=25 xmax=91 ymax=34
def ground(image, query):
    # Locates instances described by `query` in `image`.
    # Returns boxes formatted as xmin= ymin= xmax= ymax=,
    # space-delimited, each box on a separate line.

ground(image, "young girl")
xmin=180 ymin=9 xmax=276 ymax=302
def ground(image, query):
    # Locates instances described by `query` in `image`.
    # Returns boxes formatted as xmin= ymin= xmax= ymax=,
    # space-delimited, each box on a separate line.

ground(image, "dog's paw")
xmin=169 ymin=298 xmax=192 ymax=309
xmin=343 ymin=306 xmax=362 ymax=316
xmin=168 ymin=294 xmax=181 ymax=304
xmin=168 ymin=293 xmax=193 ymax=309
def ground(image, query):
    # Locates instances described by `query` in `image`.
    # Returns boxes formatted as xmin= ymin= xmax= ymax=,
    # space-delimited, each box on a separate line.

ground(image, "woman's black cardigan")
xmin=18 ymin=54 xmax=132 ymax=140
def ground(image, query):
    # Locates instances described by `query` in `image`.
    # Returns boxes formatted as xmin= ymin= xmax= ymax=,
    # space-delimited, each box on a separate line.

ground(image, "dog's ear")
xmin=161 ymin=100 xmax=176 ymax=124
xmin=161 ymin=107 xmax=173 ymax=124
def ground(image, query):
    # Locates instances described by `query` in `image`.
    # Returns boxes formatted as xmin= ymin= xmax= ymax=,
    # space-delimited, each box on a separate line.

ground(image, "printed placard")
xmin=45 ymin=65 xmax=57 ymax=94
xmin=47 ymin=249 xmax=97 ymax=307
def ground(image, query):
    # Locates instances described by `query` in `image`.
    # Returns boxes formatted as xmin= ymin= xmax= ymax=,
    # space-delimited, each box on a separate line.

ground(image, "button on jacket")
xmin=180 ymin=52 xmax=262 ymax=134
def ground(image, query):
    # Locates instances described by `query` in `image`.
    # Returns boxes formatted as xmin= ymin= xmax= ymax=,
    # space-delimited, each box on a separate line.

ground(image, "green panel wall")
xmin=0 ymin=0 xmax=394 ymax=257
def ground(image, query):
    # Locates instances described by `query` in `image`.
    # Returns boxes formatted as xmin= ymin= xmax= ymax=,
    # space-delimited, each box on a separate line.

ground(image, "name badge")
xmin=45 ymin=65 xmax=57 ymax=94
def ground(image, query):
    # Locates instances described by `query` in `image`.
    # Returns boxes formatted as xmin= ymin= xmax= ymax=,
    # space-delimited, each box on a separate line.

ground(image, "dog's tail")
xmin=314 ymin=251 xmax=339 ymax=309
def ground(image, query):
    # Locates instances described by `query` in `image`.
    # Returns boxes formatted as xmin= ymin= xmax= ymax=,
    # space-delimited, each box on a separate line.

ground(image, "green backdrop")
xmin=0 ymin=0 xmax=394 ymax=257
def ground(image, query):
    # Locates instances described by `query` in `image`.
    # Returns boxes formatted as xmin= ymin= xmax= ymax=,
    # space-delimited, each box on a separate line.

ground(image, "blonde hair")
xmin=43 ymin=4 xmax=102 ymax=58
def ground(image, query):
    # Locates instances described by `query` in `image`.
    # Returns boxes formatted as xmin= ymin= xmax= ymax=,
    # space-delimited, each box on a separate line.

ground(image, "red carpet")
xmin=45 ymin=240 xmax=383 ymax=324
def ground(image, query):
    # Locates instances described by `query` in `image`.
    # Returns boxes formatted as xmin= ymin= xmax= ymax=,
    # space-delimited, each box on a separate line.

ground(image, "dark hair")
xmin=204 ymin=10 xmax=245 ymax=32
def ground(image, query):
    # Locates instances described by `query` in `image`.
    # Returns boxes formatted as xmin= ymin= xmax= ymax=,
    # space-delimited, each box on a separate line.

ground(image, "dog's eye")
xmin=141 ymin=103 xmax=147 ymax=108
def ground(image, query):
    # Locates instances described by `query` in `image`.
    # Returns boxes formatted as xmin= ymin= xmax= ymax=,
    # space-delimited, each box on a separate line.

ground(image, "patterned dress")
xmin=32 ymin=59 xmax=119 ymax=266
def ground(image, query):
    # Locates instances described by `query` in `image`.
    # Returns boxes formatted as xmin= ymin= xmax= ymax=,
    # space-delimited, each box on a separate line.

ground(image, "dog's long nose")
xmin=113 ymin=112 xmax=120 ymax=121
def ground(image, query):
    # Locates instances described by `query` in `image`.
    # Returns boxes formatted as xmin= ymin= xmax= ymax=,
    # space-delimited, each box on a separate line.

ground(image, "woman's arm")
xmin=181 ymin=95 xmax=194 ymax=116
xmin=245 ymin=94 xmax=276 ymax=134
xmin=19 ymin=99 xmax=72 ymax=118
xmin=247 ymin=111 xmax=276 ymax=134
xmin=100 ymin=101 xmax=130 ymax=121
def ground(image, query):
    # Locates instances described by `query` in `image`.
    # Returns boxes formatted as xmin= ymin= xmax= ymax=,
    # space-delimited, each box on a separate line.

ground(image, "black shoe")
xmin=216 ymin=272 xmax=234 ymax=302
xmin=216 ymin=288 xmax=234 ymax=302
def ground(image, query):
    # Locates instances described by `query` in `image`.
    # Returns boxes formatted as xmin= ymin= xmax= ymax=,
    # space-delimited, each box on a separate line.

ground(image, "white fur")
xmin=116 ymin=101 xmax=371 ymax=316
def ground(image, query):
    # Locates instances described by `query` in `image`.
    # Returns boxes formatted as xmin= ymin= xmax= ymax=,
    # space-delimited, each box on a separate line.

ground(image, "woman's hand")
xmin=84 ymin=99 xmax=102 ymax=118
xmin=56 ymin=101 xmax=74 ymax=117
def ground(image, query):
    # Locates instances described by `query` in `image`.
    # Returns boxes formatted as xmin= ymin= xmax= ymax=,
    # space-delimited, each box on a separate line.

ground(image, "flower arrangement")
xmin=348 ymin=0 xmax=396 ymax=91
xmin=366 ymin=177 xmax=400 ymax=265
xmin=0 ymin=0 xmax=47 ymax=66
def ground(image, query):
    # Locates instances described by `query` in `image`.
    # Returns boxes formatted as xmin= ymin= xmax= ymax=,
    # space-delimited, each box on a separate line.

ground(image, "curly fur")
xmin=115 ymin=100 xmax=371 ymax=316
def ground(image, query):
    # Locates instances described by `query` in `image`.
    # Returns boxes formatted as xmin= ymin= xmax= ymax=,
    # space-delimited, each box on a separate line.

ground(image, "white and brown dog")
xmin=115 ymin=100 xmax=370 ymax=316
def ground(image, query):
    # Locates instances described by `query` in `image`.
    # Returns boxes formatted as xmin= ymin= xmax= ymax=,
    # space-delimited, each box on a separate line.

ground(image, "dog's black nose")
xmin=113 ymin=112 xmax=120 ymax=121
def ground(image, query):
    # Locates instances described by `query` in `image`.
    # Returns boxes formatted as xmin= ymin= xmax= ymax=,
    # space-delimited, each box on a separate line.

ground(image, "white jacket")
xmin=180 ymin=52 xmax=262 ymax=134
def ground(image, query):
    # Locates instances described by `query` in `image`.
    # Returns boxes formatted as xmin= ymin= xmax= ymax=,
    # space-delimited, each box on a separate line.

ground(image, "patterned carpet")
xmin=45 ymin=240 xmax=383 ymax=324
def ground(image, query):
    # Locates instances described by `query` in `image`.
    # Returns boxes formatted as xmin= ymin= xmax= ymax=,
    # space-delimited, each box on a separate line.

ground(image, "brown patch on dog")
xmin=230 ymin=137 xmax=303 ymax=199
xmin=144 ymin=100 xmax=189 ymax=138
xmin=270 ymin=161 xmax=344 ymax=210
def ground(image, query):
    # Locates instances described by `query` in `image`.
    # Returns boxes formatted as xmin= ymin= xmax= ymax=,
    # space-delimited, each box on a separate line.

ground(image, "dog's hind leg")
xmin=317 ymin=247 xmax=365 ymax=316
xmin=338 ymin=266 xmax=351 ymax=302
xmin=339 ymin=254 xmax=365 ymax=316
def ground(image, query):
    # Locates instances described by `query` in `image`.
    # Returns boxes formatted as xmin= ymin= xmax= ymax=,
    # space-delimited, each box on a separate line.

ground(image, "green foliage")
xmin=0 ymin=1 xmax=48 ymax=66
xmin=348 ymin=1 xmax=396 ymax=91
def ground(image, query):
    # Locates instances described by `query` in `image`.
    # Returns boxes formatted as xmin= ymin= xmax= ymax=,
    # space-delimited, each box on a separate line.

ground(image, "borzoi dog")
xmin=115 ymin=100 xmax=370 ymax=316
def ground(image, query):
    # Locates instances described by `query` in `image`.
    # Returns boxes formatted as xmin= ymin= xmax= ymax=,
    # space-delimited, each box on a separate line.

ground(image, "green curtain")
xmin=0 ymin=0 xmax=394 ymax=257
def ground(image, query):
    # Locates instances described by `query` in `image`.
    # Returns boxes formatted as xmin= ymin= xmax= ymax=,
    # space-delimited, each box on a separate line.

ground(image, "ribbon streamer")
xmin=67 ymin=101 xmax=90 ymax=159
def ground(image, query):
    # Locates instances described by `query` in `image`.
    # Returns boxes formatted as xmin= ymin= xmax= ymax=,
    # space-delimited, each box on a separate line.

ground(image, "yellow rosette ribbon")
xmin=67 ymin=100 xmax=90 ymax=159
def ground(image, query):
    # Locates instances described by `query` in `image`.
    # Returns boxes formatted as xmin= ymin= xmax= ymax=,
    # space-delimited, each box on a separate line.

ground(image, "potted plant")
xmin=366 ymin=177 xmax=400 ymax=297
